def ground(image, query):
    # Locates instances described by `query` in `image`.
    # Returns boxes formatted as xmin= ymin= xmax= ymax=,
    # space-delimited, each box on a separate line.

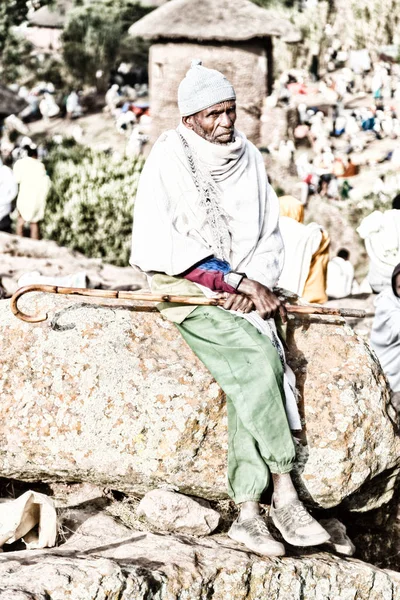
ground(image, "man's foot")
xmin=228 ymin=516 xmax=285 ymax=557
xmin=270 ymin=496 xmax=330 ymax=547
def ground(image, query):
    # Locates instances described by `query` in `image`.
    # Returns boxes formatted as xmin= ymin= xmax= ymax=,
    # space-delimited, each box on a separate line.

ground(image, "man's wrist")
xmin=223 ymin=271 xmax=246 ymax=290
xmin=237 ymin=277 xmax=259 ymax=295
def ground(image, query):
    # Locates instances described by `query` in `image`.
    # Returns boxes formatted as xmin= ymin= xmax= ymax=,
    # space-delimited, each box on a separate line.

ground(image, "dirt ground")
xmin=27 ymin=110 xmax=128 ymax=154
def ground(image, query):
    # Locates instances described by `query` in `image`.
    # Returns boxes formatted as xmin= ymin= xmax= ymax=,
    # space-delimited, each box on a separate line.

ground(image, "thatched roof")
xmin=0 ymin=85 xmax=27 ymax=117
xmin=129 ymin=0 xmax=301 ymax=43
xmin=28 ymin=0 xmax=73 ymax=28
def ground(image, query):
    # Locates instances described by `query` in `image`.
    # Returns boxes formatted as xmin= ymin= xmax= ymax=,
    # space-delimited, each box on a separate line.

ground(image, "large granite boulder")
xmin=0 ymin=291 xmax=399 ymax=510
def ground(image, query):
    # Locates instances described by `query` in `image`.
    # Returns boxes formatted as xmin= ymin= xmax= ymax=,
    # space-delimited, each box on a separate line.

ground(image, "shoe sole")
xmin=271 ymin=513 xmax=331 ymax=547
xmin=227 ymin=530 xmax=286 ymax=557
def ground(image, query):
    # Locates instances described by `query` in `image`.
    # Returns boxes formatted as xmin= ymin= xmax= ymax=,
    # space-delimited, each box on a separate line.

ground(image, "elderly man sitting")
xmin=130 ymin=60 xmax=330 ymax=556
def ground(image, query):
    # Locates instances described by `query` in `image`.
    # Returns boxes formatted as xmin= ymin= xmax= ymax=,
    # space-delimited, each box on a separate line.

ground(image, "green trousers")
xmin=176 ymin=306 xmax=296 ymax=504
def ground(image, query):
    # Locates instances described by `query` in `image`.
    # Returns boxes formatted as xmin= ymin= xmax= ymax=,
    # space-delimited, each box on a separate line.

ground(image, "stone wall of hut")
xmin=148 ymin=41 xmax=268 ymax=147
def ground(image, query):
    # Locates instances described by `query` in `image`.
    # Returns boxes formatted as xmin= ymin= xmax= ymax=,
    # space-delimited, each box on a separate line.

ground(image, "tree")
xmin=0 ymin=0 xmax=32 ymax=56
xmin=0 ymin=0 xmax=52 ymax=83
xmin=61 ymin=0 xmax=151 ymax=91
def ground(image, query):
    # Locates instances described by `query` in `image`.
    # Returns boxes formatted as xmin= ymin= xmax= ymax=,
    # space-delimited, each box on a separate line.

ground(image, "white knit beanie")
xmin=178 ymin=59 xmax=236 ymax=117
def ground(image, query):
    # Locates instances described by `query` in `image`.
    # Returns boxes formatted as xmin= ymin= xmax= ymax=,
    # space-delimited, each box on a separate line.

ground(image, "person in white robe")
xmin=357 ymin=195 xmax=400 ymax=293
xmin=13 ymin=146 xmax=50 ymax=240
xmin=326 ymin=249 xmax=355 ymax=299
xmin=130 ymin=60 xmax=330 ymax=556
xmin=278 ymin=195 xmax=330 ymax=304
xmin=371 ymin=263 xmax=400 ymax=414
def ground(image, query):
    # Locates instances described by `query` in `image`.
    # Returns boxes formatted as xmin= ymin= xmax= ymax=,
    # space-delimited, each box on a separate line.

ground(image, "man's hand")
xmin=237 ymin=278 xmax=287 ymax=322
xmin=219 ymin=292 xmax=255 ymax=313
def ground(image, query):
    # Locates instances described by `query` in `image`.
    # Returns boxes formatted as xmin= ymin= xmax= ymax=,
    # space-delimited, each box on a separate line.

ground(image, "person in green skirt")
xmin=130 ymin=60 xmax=330 ymax=556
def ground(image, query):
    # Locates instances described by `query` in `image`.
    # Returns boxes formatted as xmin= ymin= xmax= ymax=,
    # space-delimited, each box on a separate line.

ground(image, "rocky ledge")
xmin=1 ymin=505 xmax=400 ymax=600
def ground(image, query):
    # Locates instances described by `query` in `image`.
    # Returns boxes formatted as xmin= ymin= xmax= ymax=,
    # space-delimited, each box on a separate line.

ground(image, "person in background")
xmin=326 ymin=248 xmax=355 ymax=299
xmin=371 ymin=263 xmax=400 ymax=415
xmin=278 ymin=195 xmax=330 ymax=303
xmin=66 ymin=91 xmax=83 ymax=119
xmin=341 ymin=157 xmax=358 ymax=178
xmin=0 ymin=156 xmax=18 ymax=233
xmin=357 ymin=194 xmax=400 ymax=293
xmin=13 ymin=146 xmax=50 ymax=240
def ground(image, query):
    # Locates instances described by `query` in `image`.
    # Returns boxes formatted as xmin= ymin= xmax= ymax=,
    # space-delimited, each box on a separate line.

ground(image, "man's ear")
xmin=182 ymin=115 xmax=194 ymax=130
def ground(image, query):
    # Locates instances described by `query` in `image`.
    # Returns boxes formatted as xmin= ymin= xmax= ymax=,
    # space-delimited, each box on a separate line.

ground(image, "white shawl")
xmin=370 ymin=288 xmax=400 ymax=392
xmin=130 ymin=124 xmax=283 ymax=287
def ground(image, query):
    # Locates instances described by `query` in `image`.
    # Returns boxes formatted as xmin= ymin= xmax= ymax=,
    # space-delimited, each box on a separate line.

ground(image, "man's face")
xmin=395 ymin=273 xmax=400 ymax=297
xmin=183 ymin=101 xmax=236 ymax=145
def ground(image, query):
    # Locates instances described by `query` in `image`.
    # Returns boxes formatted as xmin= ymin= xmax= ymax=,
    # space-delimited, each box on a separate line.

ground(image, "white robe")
xmin=13 ymin=157 xmax=50 ymax=223
xmin=357 ymin=209 xmax=400 ymax=292
xmin=326 ymin=257 xmax=354 ymax=299
xmin=371 ymin=289 xmax=400 ymax=392
xmin=278 ymin=216 xmax=323 ymax=297
xmin=131 ymin=125 xmax=301 ymax=430
xmin=130 ymin=124 xmax=284 ymax=287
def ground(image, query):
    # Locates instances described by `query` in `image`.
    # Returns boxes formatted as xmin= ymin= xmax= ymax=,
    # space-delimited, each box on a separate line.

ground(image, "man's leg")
xmin=177 ymin=306 xmax=293 ymax=555
xmin=177 ymin=306 xmax=296 ymax=501
xmin=16 ymin=214 xmax=24 ymax=237
xmin=30 ymin=221 xmax=40 ymax=240
xmin=176 ymin=306 xmax=329 ymax=551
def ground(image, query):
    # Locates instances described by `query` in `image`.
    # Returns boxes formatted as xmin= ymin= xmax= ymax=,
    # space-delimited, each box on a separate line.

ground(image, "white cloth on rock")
xmin=18 ymin=270 xmax=87 ymax=289
xmin=0 ymin=491 xmax=57 ymax=549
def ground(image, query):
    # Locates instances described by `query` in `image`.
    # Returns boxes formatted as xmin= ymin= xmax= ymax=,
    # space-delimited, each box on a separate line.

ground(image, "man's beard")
xmin=192 ymin=118 xmax=234 ymax=145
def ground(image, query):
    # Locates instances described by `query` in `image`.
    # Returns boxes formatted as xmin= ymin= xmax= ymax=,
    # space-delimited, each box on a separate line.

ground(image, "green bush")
xmin=42 ymin=141 xmax=144 ymax=266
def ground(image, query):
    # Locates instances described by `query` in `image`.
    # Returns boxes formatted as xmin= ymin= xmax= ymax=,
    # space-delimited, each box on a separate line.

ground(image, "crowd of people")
xmin=270 ymin=56 xmax=400 ymax=205
xmin=104 ymin=79 xmax=151 ymax=157
xmin=6 ymin=59 xmax=152 ymax=158
xmin=11 ymin=81 xmax=85 ymax=123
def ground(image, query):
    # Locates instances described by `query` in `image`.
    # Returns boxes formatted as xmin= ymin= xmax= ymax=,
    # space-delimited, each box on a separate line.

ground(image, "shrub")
xmin=42 ymin=140 xmax=144 ymax=266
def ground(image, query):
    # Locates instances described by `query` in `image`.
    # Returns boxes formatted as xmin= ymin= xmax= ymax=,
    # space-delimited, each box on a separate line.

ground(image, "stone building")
xmin=129 ymin=0 xmax=300 ymax=145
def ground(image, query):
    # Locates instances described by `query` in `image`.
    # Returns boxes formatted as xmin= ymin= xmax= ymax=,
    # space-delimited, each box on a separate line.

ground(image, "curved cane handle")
xmin=10 ymin=285 xmax=54 ymax=322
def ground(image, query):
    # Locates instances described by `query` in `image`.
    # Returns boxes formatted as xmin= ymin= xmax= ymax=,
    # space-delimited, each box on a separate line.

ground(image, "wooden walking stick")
xmin=10 ymin=284 xmax=366 ymax=323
